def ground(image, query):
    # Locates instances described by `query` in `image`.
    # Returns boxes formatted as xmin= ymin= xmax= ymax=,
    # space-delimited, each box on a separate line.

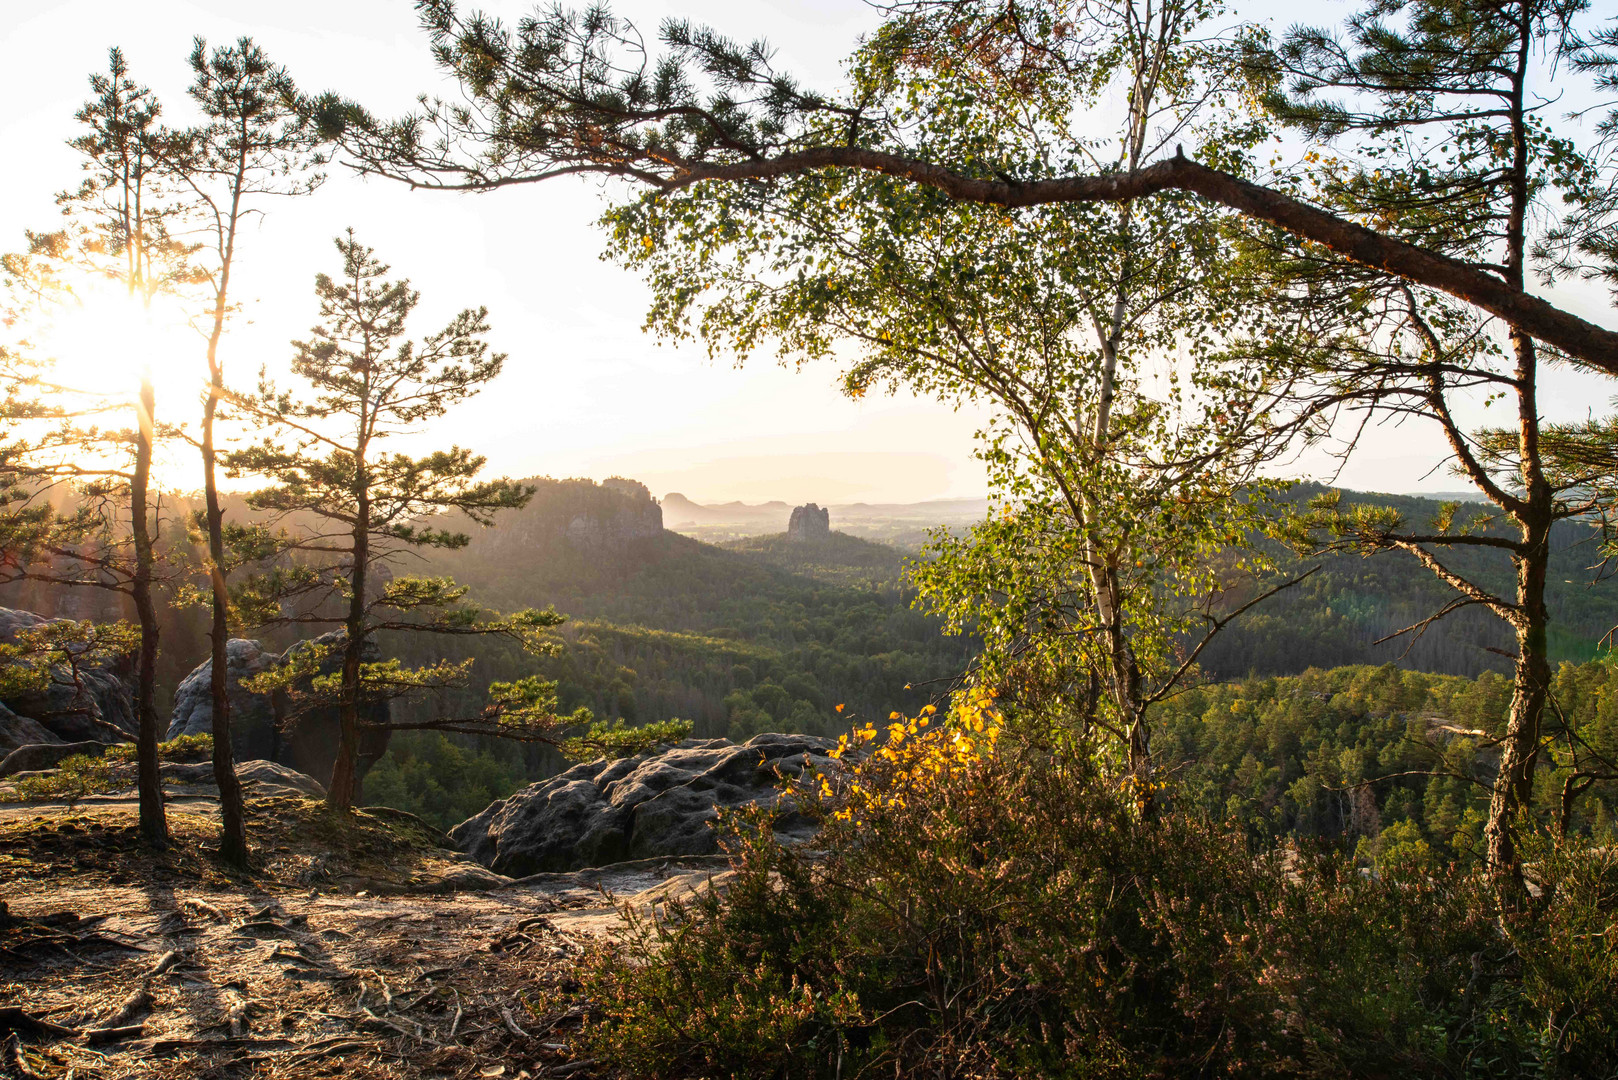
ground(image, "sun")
xmin=2 ymin=277 xmax=208 ymax=487
xmin=27 ymin=281 xmax=202 ymax=408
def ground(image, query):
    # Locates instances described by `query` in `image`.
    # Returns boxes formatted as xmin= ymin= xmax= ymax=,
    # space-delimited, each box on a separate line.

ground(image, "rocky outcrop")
xmin=0 ymin=739 xmax=106 ymax=778
xmin=167 ymin=631 xmax=390 ymax=790
xmin=787 ymin=503 xmax=830 ymax=540
xmin=168 ymin=638 xmax=279 ymax=748
xmin=0 ymin=608 xmax=137 ymax=750
xmin=454 ymin=477 xmax=664 ymax=561
xmin=160 ymin=758 xmax=330 ymax=801
xmin=451 ymin=733 xmax=840 ymax=876
xmin=565 ymin=486 xmax=663 ymax=552
xmin=0 ymin=705 xmax=58 ymax=755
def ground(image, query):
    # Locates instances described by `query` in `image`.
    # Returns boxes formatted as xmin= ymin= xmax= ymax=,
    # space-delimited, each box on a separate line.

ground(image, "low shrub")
xmin=573 ymin=693 xmax=1618 ymax=1078
xmin=7 ymin=734 xmax=215 ymax=802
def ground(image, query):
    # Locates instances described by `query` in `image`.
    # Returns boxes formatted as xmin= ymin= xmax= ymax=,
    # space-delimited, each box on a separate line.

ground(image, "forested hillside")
xmin=7 ymin=474 xmax=1616 ymax=832
xmin=1154 ymin=659 xmax=1618 ymax=862
xmin=1199 ymin=486 xmax=1618 ymax=678
xmin=403 ymin=478 xmax=970 ymax=734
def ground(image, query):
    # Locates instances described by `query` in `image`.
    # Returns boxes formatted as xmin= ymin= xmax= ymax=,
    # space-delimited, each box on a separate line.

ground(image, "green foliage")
xmin=8 ymin=754 xmax=119 ymax=802
xmin=1150 ymin=657 xmax=1618 ymax=860
xmin=361 ymin=732 xmax=523 ymax=831
xmin=580 ymin=0 xmax=1310 ymax=797
xmin=578 ymin=745 xmax=1277 ymax=1078
xmin=718 ymin=532 xmax=904 ymax=589
xmin=6 ymin=733 xmax=213 ymax=802
xmin=0 ymin=618 xmax=137 ymax=704
xmin=559 ymin=716 xmax=692 ymax=762
xmin=1202 ymin=485 xmax=1618 ymax=678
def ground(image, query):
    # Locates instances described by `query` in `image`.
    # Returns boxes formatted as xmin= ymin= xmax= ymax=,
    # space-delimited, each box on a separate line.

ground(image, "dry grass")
xmin=0 ymin=796 xmax=604 ymax=1079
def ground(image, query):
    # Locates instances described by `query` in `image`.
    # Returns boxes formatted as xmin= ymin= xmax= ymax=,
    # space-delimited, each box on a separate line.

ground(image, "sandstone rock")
xmin=0 ymin=608 xmax=137 ymax=746
xmin=451 ymin=732 xmax=840 ymax=876
xmin=160 ymin=758 xmax=329 ymax=800
xmin=0 ymin=704 xmax=59 ymax=755
xmin=787 ymin=503 xmax=830 ymax=540
xmin=167 ymin=631 xmax=390 ymax=790
xmin=0 ymin=739 xmax=107 ymax=778
xmin=564 ymin=486 xmax=663 ymax=552
xmin=167 ymin=638 xmax=279 ymax=748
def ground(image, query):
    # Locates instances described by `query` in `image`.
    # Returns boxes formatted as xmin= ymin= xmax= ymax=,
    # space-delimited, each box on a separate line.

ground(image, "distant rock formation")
xmin=167 ymin=630 xmax=391 ymax=793
xmin=0 ymin=607 xmax=137 ymax=754
xmin=457 ymin=477 xmax=663 ymax=561
xmin=451 ymin=733 xmax=840 ymax=875
xmin=787 ymin=503 xmax=831 ymax=540
xmin=565 ymin=489 xmax=663 ymax=551
xmin=602 ymin=476 xmax=652 ymax=500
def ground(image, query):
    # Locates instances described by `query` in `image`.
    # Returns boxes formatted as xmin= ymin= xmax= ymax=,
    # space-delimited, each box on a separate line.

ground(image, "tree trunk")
xmin=203 ymin=374 xmax=246 ymax=868
xmin=1093 ymin=555 xmax=1153 ymax=813
xmin=1482 ymin=295 xmax=1551 ymax=884
xmin=1085 ymin=188 xmax=1154 ymax=812
xmin=130 ymin=378 xmax=167 ymax=847
xmin=1483 ymin=495 xmax=1551 ymax=886
xmin=326 ymin=640 xmax=363 ymax=812
xmin=326 ymin=460 xmax=370 ymax=813
xmin=1482 ymin=39 xmax=1544 ymax=888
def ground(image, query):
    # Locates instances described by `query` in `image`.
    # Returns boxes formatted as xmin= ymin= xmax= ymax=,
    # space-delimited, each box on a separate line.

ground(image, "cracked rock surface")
xmin=451 ymin=733 xmax=840 ymax=876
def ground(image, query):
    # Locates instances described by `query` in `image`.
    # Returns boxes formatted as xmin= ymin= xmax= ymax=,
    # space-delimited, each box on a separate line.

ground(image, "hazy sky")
xmin=2 ymin=0 xmax=1615 ymax=505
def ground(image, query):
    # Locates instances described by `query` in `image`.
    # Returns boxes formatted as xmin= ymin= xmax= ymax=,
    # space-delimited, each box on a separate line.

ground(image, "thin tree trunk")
xmin=327 ymin=355 xmax=371 ymax=811
xmin=326 ymin=519 xmax=367 ymax=811
xmin=130 ymin=377 xmax=167 ymax=847
xmin=194 ymin=134 xmax=251 ymax=867
xmin=1482 ymin=30 xmax=1546 ymax=886
xmin=1484 ymin=541 xmax=1549 ymax=883
xmin=326 ymin=630 xmax=364 ymax=812
xmin=1484 ymin=332 xmax=1552 ymax=885
xmin=201 ymin=196 xmax=246 ymax=865
xmin=1083 ymin=191 xmax=1154 ymax=813
xmin=202 ymin=370 xmax=246 ymax=866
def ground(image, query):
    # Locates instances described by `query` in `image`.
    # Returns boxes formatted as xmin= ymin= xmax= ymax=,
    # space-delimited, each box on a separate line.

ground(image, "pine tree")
xmin=226 ymin=233 xmax=686 ymax=811
xmin=0 ymin=49 xmax=201 ymax=846
xmin=160 ymin=37 xmax=323 ymax=864
xmin=1234 ymin=0 xmax=1607 ymax=885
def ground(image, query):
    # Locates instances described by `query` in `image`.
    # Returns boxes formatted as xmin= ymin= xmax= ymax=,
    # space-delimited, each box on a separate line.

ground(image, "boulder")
xmin=160 ymin=758 xmax=329 ymax=800
xmin=167 ymin=638 xmax=279 ymax=749
xmin=0 ymin=608 xmax=137 ymax=744
xmin=0 ymin=704 xmax=59 ymax=755
xmin=0 ymin=740 xmax=107 ymax=778
xmin=451 ymin=732 xmax=840 ymax=876
xmin=167 ymin=631 xmax=390 ymax=791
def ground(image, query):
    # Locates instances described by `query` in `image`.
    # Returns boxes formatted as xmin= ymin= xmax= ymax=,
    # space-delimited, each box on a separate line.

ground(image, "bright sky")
xmin=2 ymin=0 xmax=1615 ymax=505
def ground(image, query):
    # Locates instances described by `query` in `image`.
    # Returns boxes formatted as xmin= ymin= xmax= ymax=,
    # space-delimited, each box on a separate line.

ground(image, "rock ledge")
xmin=451 ymin=733 xmax=839 ymax=876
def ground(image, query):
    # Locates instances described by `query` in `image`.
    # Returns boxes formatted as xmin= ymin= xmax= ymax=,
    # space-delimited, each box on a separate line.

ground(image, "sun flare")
xmin=29 ymin=282 xmax=202 ymax=408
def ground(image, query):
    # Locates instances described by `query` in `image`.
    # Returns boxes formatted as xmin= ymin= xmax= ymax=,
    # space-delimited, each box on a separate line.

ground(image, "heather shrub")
xmin=573 ymin=693 xmax=1618 ymax=1078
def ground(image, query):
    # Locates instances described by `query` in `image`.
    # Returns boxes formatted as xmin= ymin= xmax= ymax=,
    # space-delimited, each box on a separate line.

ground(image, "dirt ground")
xmin=0 ymin=795 xmax=731 ymax=1079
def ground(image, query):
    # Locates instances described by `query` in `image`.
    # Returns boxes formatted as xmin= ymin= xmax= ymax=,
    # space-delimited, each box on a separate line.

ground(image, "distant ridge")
xmin=662 ymin=492 xmax=793 ymax=528
xmin=662 ymin=492 xmax=990 ymax=546
xmin=1406 ymin=490 xmax=1495 ymax=505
